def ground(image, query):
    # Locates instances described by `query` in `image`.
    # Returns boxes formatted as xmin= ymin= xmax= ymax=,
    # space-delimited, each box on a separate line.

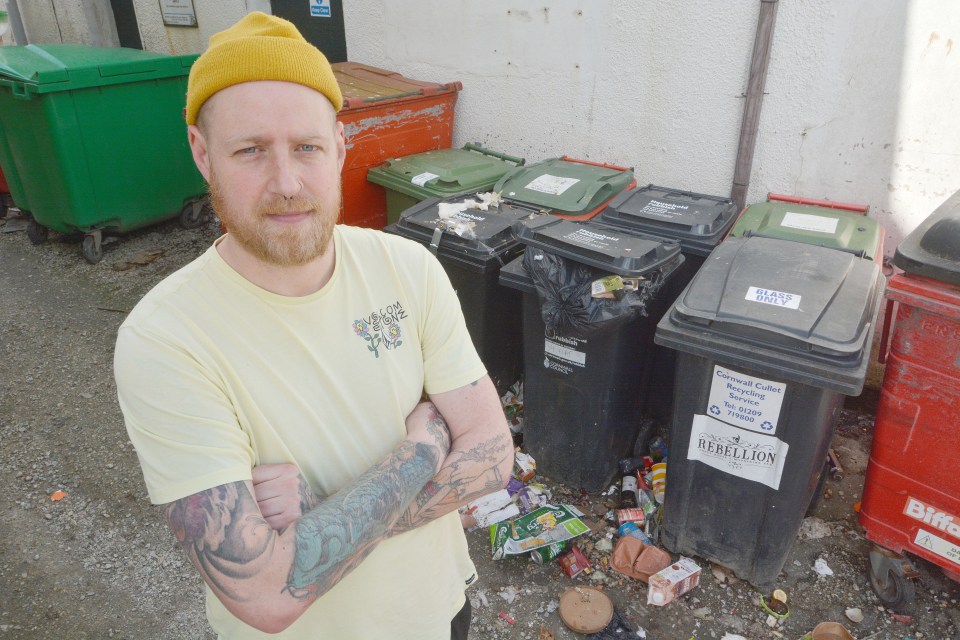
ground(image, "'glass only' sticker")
xmin=745 ymin=286 xmax=801 ymax=310
xmin=687 ymin=414 xmax=789 ymax=490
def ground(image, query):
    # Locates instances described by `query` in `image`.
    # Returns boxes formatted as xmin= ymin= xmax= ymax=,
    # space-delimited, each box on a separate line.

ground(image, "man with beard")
xmin=114 ymin=12 xmax=512 ymax=639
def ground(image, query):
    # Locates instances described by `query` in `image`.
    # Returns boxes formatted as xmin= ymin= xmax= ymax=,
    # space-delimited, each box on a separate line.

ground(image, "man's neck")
xmin=215 ymin=234 xmax=337 ymax=297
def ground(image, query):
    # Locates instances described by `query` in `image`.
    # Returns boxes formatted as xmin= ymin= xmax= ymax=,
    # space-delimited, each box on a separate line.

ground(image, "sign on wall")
xmin=159 ymin=0 xmax=198 ymax=27
xmin=310 ymin=0 xmax=331 ymax=17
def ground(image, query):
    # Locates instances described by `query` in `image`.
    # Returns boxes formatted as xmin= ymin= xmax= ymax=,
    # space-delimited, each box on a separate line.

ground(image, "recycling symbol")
xmin=709 ymin=405 xmax=721 ymax=416
xmin=761 ymin=421 xmax=774 ymax=431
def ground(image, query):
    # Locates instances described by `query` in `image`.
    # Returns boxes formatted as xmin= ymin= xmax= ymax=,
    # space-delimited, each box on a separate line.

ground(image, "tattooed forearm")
xmin=286 ymin=440 xmax=439 ymax=598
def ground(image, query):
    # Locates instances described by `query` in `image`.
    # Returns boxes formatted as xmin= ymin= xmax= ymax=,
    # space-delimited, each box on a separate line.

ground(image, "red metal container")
xmin=859 ymin=191 xmax=960 ymax=612
xmin=333 ymin=63 xmax=460 ymax=229
xmin=0 ymin=164 xmax=9 ymax=193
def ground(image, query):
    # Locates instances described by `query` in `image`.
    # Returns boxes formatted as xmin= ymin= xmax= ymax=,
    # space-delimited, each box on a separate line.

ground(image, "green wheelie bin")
xmin=0 ymin=45 xmax=207 ymax=263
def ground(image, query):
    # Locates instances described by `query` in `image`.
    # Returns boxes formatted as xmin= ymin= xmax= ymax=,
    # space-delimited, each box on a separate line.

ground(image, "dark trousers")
xmin=450 ymin=598 xmax=471 ymax=640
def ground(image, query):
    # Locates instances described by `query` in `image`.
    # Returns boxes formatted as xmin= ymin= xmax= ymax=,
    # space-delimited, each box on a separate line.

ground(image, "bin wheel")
xmin=26 ymin=218 xmax=48 ymax=245
xmin=81 ymin=232 xmax=103 ymax=265
xmin=179 ymin=199 xmax=208 ymax=229
xmin=868 ymin=546 xmax=917 ymax=612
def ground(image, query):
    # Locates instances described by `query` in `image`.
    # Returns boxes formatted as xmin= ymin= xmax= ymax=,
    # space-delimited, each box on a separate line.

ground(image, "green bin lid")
xmin=0 ymin=44 xmax=196 ymax=94
xmin=599 ymin=184 xmax=739 ymax=257
xmin=728 ymin=200 xmax=882 ymax=260
xmin=367 ymin=144 xmax=524 ymax=201
xmin=513 ymin=215 xmax=682 ymax=278
xmin=655 ymin=236 xmax=885 ymax=395
xmin=494 ymin=157 xmax=634 ymax=217
xmin=893 ymin=189 xmax=960 ymax=286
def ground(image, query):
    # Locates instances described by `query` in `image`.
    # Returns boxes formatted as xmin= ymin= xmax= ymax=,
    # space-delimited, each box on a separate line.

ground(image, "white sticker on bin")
xmin=524 ymin=174 xmax=580 ymax=196
xmin=544 ymin=338 xmax=586 ymax=367
xmin=707 ymin=365 xmax=786 ymax=434
xmin=745 ymin=286 xmax=801 ymax=310
xmin=780 ymin=211 xmax=839 ymax=234
xmin=687 ymin=414 xmax=789 ymax=490
xmin=411 ymin=172 xmax=439 ymax=187
xmin=913 ymin=529 xmax=960 ymax=567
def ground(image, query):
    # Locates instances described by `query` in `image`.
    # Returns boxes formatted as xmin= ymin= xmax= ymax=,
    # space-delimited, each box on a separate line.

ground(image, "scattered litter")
xmin=890 ymin=612 xmax=913 ymax=623
xmin=760 ymin=589 xmax=790 ymax=625
xmin=498 ymin=611 xmax=515 ymax=625
xmin=595 ymin=537 xmax=613 ymax=553
xmin=558 ymin=545 xmax=591 ymax=578
xmin=558 ymin=586 xmax=614 ymax=634
xmin=711 ymin=563 xmax=740 ymax=585
xmin=49 ymin=490 xmax=67 ymax=502
xmin=647 ymin=557 xmax=702 ymax=606
xmin=845 ymin=607 xmax=864 ymax=623
xmin=809 ymin=621 xmax=854 ymax=640
xmin=490 ymin=504 xmax=589 ymax=559
xmin=814 ymin=557 xmax=834 ymax=576
xmin=498 ymin=585 xmax=518 ymax=604
xmin=1 ymin=217 xmax=27 ymax=233
xmin=513 ymin=451 xmax=536 ymax=482
xmin=721 ymin=635 xmax=748 ymax=640
xmin=460 ymin=489 xmax=520 ymax=528
xmin=538 ymin=626 xmax=555 ymax=640
xmin=586 ymin=610 xmax=643 ymax=639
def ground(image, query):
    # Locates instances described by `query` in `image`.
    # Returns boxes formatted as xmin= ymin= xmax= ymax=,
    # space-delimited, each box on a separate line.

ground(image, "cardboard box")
xmin=646 ymin=557 xmax=701 ymax=606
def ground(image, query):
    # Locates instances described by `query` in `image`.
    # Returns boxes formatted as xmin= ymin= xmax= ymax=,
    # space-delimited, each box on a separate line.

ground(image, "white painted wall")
xmin=15 ymin=0 xmax=119 ymax=46
xmin=343 ymin=0 xmax=960 ymax=255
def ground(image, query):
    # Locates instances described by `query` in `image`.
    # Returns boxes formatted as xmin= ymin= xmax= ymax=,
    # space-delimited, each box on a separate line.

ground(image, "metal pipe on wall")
xmin=7 ymin=0 xmax=28 ymax=44
xmin=731 ymin=0 xmax=780 ymax=210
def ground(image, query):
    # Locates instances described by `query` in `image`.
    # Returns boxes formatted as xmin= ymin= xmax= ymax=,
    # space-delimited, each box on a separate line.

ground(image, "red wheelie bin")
xmin=858 ymin=190 xmax=960 ymax=612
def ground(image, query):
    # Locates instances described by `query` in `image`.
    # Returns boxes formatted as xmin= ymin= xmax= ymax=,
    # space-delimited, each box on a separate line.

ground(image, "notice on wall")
xmin=310 ymin=0 xmax=332 ymax=17
xmin=159 ymin=0 xmax=197 ymax=27
xmin=706 ymin=365 xmax=786 ymax=434
xmin=781 ymin=211 xmax=839 ymax=234
xmin=687 ymin=414 xmax=789 ymax=490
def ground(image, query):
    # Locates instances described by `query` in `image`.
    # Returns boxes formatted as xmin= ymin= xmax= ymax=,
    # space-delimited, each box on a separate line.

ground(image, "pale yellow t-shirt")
xmin=115 ymin=225 xmax=486 ymax=639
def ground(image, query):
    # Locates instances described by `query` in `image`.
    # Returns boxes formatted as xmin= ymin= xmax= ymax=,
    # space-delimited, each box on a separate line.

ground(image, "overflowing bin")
xmin=499 ymin=215 xmax=683 ymax=491
xmin=367 ymin=144 xmax=524 ymax=226
xmin=728 ymin=193 xmax=884 ymax=265
xmin=384 ymin=194 xmax=542 ymax=394
xmin=493 ymin=157 xmax=635 ymax=221
xmin=598 ymin=184 xmax=740 ymax=419
xmin=333 ymin=62 xmax=461 ymax=229
xmin=859 ymin=190 xmax=960 ymax=611
xmin=0 ymin=44 xmax=207 ymax=263
xmin=654 ymin=236 xmax=885 ymax=587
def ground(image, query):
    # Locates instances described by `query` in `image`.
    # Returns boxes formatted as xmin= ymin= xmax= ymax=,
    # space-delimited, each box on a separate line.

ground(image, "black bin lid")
xmin=893 ymin=190 xmax=960 ymax=286
xmin=384 ymin=194 xmax=541 ymax=270
xmin=598 ymin=184 xmax=739 ymax=256
xmin=513 ymin=215 xmax=683 ymax=278
xmin=655 ymin=236 xmax=885 ymax=395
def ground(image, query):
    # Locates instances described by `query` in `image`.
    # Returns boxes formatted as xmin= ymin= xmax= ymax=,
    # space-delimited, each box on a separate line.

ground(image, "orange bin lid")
xmin=332 ymin=62 xmax=461 ymax=112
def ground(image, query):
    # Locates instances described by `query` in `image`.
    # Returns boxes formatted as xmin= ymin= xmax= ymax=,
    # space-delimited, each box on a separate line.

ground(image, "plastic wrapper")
xmin=521 ymin=247 xmax=665 ymax=337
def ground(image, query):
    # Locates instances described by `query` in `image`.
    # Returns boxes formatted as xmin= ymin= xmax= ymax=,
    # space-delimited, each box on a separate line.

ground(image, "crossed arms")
xmin=162 ymin=375 xmax=512 ymax=633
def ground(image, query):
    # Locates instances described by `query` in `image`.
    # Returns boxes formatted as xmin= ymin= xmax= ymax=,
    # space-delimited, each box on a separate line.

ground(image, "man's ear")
xmin=335 ymin=121 xmax=346 ymax=173
xmin=188 ymin=125 xmax=212 ymax=182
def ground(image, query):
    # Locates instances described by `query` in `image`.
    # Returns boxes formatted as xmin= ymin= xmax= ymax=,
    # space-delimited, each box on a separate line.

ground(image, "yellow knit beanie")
xmin=185 ymin=11 xmax=343 ymax=125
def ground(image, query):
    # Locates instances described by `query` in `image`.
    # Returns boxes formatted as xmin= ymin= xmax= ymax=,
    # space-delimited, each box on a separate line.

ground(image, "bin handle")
xmin=11 ymin=83 xmax=30 ymax=99
xmin=462 ymin=142 xmax=525 ymax=166
xmin=561 ymin=155 xmax=633 ymax=173
xmin=768 ymin=192 xmax=869 ymax=214
xmin=741 ymin=230 xmax=868 ymax=258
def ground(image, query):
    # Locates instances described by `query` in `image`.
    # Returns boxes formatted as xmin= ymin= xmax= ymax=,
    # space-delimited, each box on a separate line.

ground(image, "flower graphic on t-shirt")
xmin=352 ymin=302 xmax=408 ymax=358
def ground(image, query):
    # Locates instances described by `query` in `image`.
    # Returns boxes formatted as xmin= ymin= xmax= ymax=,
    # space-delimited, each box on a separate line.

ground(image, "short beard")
xmin=209 ymin=177 xmax=340 ymax=267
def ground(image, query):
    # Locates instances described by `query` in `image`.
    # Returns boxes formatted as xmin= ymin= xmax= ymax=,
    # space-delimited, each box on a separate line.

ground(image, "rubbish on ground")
xmin=710 ymin=563 xmax=739 ymax=585
xmin=530 ymin=541 xmax=567 ymax=565
xmin=585 ymin=610 xmax=643 ymax=639
xmin=721 ymin=635 xmax=749 ymax=640
xmin=517 ymin=485 xmax=549 ymax=514
xmin=808 ymin=621 xmax=855 ymax=640
xmin=814 ymin=557 xmax=834 ymax=576
xmin=498 ymin=611 xmax=515 ymax=624
xmin=650 ymin=462 xmax=667 ymax=504
xmin=461 ymin=489 xmax=520 ymax=528
xmin=498 ymin=585 xmax=518 ymax=604
xmin=610 ymin=536 xmax=672 ymax=583
xmin=828 ymin=448 xmax=845 ymax=481
xmin=514 ymin=451 xmax=536 ymax=482
xmin=618 ymin=521 xmax=653 ymax=544
xmin=558 ymin=545 xmax=591 ymax=578
xmin=506 ymin=477 xmax=525 ymax=496
xmin=538 ymin=626 xmax=555 ymax=640
xmin=889 ymin=612 xmax=913 ymax=623
xmin=49 ymin=490 xmax=67 ymax=502
xmin=760 ymin=590 xmax=790 ymax=624
xmin=558 ymin=586 xmax=614 ymax=634
xmin=649 ymin=436 xmax=669 ymax=461
xmin=615 ymin=508 xmax=645 ymax=526
xmin=490 ymin=504 xmax=590 ymax=559
xmin=618 ymin=468 xmax=640 ymax=508
xmin=646 ymin=557 xmax=702 ymax=605
xmin=501 ymin=381 xmax=524 ymax=436
xmin=799 ymin=517 xmax=833 ymax=540
xmin=844 ymin=607 xmax=863 ymax=623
